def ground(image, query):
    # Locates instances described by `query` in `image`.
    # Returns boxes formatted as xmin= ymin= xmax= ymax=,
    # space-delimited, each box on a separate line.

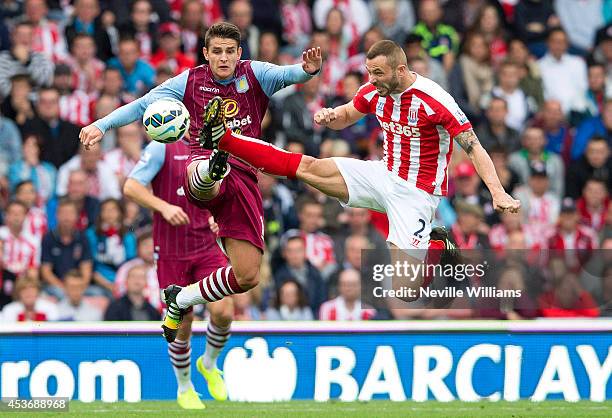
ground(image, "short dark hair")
xmin=14 ymin=180 xmax=35 ymax=194
xmin=57 ymin=197 xmax=78 ymax=212
xmin=205 ymin=22 xmax=241 ymax=49
xmin=366 ymin=40 xmax=407 ymax=68
xmin=547 ymin=26 xmax=566 ymax=41
xmin=6 ymin=200 xmax=28 ymax=213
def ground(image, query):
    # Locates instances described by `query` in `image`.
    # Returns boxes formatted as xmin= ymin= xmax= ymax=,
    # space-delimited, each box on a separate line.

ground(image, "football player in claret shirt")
xmin=79 ymin=22 xmax=322 ymax=339
xmin=196 ymin=40 xmax=520 ymax=304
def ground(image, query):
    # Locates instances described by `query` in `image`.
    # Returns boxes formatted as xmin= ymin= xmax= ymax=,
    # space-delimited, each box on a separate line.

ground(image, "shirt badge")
xmin=236 ymin=75 xmax=249 ymax=93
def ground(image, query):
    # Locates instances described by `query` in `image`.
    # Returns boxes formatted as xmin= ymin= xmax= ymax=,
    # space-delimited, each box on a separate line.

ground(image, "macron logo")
xmin=200 ymin=86 xmax=220 ymax=94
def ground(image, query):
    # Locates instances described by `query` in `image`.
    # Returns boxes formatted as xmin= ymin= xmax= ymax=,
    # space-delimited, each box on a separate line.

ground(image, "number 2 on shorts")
xmin=414 ymin=218 xmax=426 ymax=238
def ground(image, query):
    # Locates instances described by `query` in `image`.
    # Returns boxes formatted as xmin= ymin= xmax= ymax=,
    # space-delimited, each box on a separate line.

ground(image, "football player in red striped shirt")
xmin=200 ymin=40 xmax=520 ymax=302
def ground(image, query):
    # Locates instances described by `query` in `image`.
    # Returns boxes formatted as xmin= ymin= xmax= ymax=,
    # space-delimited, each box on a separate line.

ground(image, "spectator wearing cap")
xmin=0 ymin=21 xmax=54 ymax=97
xmin=450 ymin=161 xmax=498 ymax=225
xmin=273 ymin=229 xmax=327 ymax=316
xmin=475 ymin=96 xmax=521 ymax=153
xmin=577 ymin=178 xmax=610 ymax=232
xmin=548 ymin=197 xmax=598 ymax=254
xmin=450 ymin=199 xmax=490 ymax=250
xmin=107 ymin=37 xmax=155 ymax=96
xmin=118 ymin=0 xmax=158 ymax=61
xmin=566 ymin=136 xmax=612 ymax=199
xmin=508 ymin=126 xmax=564 ymax=199
xmin=411 ymin=0 xmax=459 ymax=72
xmin=573 ymin=99 xmax=612 ymax=161
xmin=538 ymin=28 xmax=588 ymax=116
xmin=319 ymin=268 xmax=376 ymax=320
xmin=150 ymin=22 xmax=195 ymax=76
xmin=64 ymin=0 xmax=113 ymax=62
xmin=53 ymin=63 xmax=93 ymax=127
xmin=514 ymin=160 xmax=560 ymax=233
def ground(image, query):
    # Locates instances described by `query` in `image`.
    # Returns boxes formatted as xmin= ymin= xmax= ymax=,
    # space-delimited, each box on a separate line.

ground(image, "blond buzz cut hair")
xmin=366 ymin=40 xmax=407 ymax=68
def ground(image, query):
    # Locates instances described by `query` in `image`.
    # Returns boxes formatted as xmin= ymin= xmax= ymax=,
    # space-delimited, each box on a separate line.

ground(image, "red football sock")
xmin=422 ymin=239 xmax=445 ymax=288
xmin=218 ymin=129 xmax=303 ymax=179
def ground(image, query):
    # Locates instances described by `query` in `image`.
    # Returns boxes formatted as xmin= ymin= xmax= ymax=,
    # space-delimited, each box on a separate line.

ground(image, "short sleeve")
xmin=352 ymin=83 xmax=376 ymax=114
xmin=433 ymin=91 xmax=472 ymax=137
xmin=128 ymin=141 xmax=166 ymax=185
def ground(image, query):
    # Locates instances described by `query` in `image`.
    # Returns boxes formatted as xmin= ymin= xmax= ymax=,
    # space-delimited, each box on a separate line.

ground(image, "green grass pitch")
xmin=18 ymin=400 xmax=612 ymax=417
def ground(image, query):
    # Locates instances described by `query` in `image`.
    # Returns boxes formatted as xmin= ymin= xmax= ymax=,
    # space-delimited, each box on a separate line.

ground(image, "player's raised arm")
xmin=455 ymin=129 xmax=520 ymax=213
xmin=80 ymin=70 xmax=189 ymax=148
xmin=249 ymin=47 xmax=323 ymax=97
xmin=314 ymin=101 xmax=366 ymax=130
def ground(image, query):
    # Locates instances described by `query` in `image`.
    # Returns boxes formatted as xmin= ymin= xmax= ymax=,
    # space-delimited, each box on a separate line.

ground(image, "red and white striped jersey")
xmin=302 ymin=231 xmax=336 ymax=271
xmin=0 ymin=227 xmax=39 ymax=276
xmin=23 ymin=207 xmax=48 ymax=244
xmin=59 ymin=91 xmax=94 ymax=127
xmin=353 ymin=74 xmax=472 ymax=196
xmin=31 ymin=20 xmax=67 ymax=62
xmin=318 ymin=296 xmax=376 ymax=320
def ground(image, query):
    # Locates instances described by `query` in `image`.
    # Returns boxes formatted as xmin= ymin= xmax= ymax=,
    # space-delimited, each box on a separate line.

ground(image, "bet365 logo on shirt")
xmin=380 ymin=121 xmax=421 ymax=137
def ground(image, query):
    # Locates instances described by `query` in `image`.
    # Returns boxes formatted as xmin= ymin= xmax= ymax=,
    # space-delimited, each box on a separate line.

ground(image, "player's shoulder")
xmin=354 ymin=82 xmax=378 ymax=103
xmin=411 ymin=73 xmax=464 ymax=112
xmin=141 ymin=140 xmax=167 ymax=163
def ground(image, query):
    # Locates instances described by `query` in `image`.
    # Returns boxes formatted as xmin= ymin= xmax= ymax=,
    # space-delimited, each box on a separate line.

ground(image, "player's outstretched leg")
xmin=197 ymin=299 xmax=233 ymax=401
xmin=168 ymin=313 xmax=206 ymax=409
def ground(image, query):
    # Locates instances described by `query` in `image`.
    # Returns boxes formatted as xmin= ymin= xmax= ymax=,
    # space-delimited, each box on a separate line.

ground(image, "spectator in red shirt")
xmin=538 ymin=273 xmax=600 ymax=317
xmin=548 ymin=197 xmax=597 ymax=271
xmin=65 ymin=34 xmax=105 ymax=94
xmin=150 ymin=22 xmax=195 ymax=76
xmin=1 ymin=277 xmax=59 ymax=321
xmin=576 ymin=178 xmax=609 ymax=232
xmin=319 ymin=268 xmax=376 ymax=320
xmin=0 ymin=201 xmax=39 ymax=279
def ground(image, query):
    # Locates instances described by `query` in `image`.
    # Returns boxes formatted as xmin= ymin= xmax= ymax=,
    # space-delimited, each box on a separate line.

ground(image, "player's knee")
xmin=234 ymin=265 xmax=259 ymax=290
xmin=211 ymin=306 xmax=233 ymax=328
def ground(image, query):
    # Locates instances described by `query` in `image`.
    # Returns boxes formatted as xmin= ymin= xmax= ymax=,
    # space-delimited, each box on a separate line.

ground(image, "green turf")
xmin=15 ymin=400 xmax=612 ymax=417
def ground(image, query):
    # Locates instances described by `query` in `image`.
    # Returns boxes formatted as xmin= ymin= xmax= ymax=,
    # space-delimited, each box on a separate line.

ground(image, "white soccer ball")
xmin=142 ymin=98 xmax=190 ymax=144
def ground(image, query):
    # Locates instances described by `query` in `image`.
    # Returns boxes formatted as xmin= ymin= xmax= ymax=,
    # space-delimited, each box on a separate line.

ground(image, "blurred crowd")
xmin=0 ymin=0 xmax=612 ymax=323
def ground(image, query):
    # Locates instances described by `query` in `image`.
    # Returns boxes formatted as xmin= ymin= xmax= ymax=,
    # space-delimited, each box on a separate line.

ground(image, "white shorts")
xmin=333 ymin=158 xmax=441 ymax=260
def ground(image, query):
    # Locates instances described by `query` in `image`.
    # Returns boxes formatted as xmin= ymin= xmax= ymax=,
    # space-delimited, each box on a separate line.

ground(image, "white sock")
xmin=176 ymin=282 xmax=206 ymax=309
xmin=202 ymin=322 xmax=231 ymax=370
xmin=189 ymin=159 xmax=216 ymax=195
xmin=168 ymin=339 xmax=193 ymax=393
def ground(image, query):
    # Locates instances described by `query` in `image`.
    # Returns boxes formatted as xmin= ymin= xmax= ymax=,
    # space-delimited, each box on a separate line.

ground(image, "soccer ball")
xmin=142 ymin=98 xmax=190 ymax=144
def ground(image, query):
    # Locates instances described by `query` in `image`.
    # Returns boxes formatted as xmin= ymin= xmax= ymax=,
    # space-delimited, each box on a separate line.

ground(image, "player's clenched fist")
xmin=314 ymin=108 xmax=337 ymax=126
xmin=79 ymin=124 xmax=103 ymax=148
